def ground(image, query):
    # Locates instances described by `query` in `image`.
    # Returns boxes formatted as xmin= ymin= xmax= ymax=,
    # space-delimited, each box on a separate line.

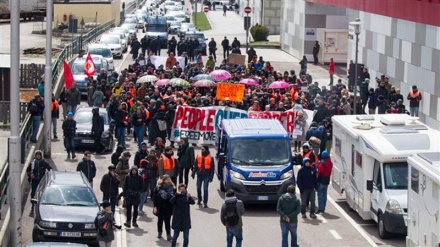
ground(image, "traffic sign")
xmin=204 ymin=6 xmax=209 ymax=13
xmin=244 ymin=6 xmax=251 ymax=14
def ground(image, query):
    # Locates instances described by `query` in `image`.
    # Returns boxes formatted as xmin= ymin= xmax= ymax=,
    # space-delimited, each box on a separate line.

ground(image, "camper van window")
xmin=373 ymin=160 xmax=381 ymax=187
xmin=383 ymin=162 xmax=408 ymax=190
xmin=335 ymin=138 xmax=341 ymax=157
xmin=410 ymin=167 xmax=419 ymax=194
xmin=230 ymin=139 xmax=289 ymax=165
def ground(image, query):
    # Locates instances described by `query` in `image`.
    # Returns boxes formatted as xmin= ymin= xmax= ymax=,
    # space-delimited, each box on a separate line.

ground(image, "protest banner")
xmin=171 ymin=105 xmax=313 ymax=145
xmin=216 ymin=83 xmax=245 ymax=102
xmin=229 ymin=53 xmax=246 ymax=65
xmin=149 ymin=55 xmax=186 ymax=68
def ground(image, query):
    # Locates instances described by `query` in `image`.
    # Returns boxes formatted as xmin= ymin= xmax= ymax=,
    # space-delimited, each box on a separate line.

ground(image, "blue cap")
xmin=321 ymin=151 xmax=329 ymax=159
xmin=67 ymin=112 xmax=74 ymax=116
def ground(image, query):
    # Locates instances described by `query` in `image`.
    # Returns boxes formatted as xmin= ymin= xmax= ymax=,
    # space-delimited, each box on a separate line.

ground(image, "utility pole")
xmin=194 ymin=0 xmax=198 ymax=27
xmin=43 ymin=0 xmax=53 ymax=157
xmin=9 ymin=0 xmax=23 ymax=245
xmin=349 ymin=18 xmax=361 ymax=115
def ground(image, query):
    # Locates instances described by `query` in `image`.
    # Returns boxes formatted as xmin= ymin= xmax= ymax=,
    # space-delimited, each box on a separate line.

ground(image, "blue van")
xmin=215 ymin=119 xmax=295 ymax=203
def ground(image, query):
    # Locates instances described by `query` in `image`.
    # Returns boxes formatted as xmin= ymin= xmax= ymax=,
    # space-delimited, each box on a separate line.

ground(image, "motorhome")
xmin=331 ymin=114 xmax=439 ymax=239
xmin=215 ymin=119 xmax=295 ymax=203
xmin=406 ymin=152 xmax=440 ymax=247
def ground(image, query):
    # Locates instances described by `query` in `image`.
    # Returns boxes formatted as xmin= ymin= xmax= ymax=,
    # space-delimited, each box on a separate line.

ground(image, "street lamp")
xmin=349 ymin=18 xmax=361 ymax=115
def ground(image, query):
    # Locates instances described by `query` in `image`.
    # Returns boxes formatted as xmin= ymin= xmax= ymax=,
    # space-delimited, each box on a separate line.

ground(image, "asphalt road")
xmin=20 ymin=6 xmax=406 ymax=247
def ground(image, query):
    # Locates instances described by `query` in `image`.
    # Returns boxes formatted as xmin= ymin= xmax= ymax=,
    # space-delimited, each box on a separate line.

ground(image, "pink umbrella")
xmin=239 ymin=78 xmax=259 ymax=86
xmin=209 ymin=69 xmax=231 ymax=81
xmin=155 ymin=79 xmax=170 ymax=87
xmin=193 ymin=79 xmax=216 ymax=88
xmin=267 ymin=81 xmax=290 ymax=89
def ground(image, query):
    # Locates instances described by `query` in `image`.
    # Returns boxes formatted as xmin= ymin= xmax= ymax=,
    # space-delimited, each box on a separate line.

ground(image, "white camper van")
xmin=406 ymin=152 xmax=440 ymax=247
xmin=331 ymin=114 xmax=440 ymax=239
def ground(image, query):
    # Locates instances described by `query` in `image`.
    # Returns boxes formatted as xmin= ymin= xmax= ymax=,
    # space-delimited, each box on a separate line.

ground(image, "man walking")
xmin=27 ymin=150 xmax=52 ymax=216
xmin=66 ymin=82 xmax=81 ymax=114
xmin=177 ymin=137 xmax=194 ymax=187
xmin=208 ymin=38 xmax=217 ymax=61
xmin=220 ymin=189 xmax=245 ymax=247
xmin=62 ymin=112 xmax=77 ymax=160
xmin=28 ymin=95 xmax=44 ymax=143
xmin=91 ymin=107 xmax=105 ymax=153
xmin=223 ymin=4 xmax=227 ymax=16
xmin=192 ymin=146 xmax=214 ymax=208
xmin=100 ymin=165 xmax=120 ymax=214
xmin=407 ymin=85 xmax=422 ymax=117
xmin=170 ymin=183 xmax=195 ymax=247
xmin=316 ymin=151 xmax=333 ymax=214
xmin=297 ymin=158 xmax=317 ymax=219
xmin=76 ymin=151 xmax=97 ymax=188
xmin=277 ymin=185 xmax=301 ymax=247
xmin=123 ymin=166 xmax=143 ymax=228
xmin=221 ymin=36 xmax=230 ymax=59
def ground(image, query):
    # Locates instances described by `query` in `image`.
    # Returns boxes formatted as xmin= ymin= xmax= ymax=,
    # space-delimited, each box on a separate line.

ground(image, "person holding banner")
xmin=192 ymin=146 xmax=215 ymax=208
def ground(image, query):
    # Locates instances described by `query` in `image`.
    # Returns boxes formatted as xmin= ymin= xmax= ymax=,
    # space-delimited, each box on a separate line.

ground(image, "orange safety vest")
xmin=52 ymin=100 xmax=59 ymax=112
xmin=145 ymin=109 xmax=150 ymax=120
xmin=197 ymin=154 xmax=212 ymax=170
xmin=161 ymin=154 xmax=175 ymax=170
xmin=409 ymin=91 xmax=420 ymax=101
xmin=303 ymin=150 xmax=318 ymax=165
xmin=129 ymin=87 xmax=136 ymax=97
xmin=127 ymin=99 xmax=134 ymax=107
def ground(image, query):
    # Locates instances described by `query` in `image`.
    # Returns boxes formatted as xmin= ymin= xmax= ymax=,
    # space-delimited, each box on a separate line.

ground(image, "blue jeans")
xmin=138 ymin=192 xmax=147 ymax=211
xmin=171 ymin=228 xmax=189 ymax=247
xmin=410 ymin=107 xmax=419 ymax=117
xmin=280 ymin=222 xmax=298 ymax=247
xmin=64 ymin=136 xmax=75 ymax=155
xmin=317 ymin=183 xmax=328 ymax=211
xmin=115 ymin=126 xmax=126 ymax=148
xmin=67 ymin=104 xmax=77 ymax=115
xmin=52 ymin=118 xmax=57 ymax=137
xmin=196 ymin=175 xmax=210 ymax=204
xmin=226 ymin=227 xmax=243 ymax=247
xmin=134 ymin=125 xmax=145 ymax=149
xmin=31 ymin=115 xmax=41 ymax=142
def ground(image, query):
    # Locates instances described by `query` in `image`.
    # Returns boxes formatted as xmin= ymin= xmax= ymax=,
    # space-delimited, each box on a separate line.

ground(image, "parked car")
xmin=99 ymin=34 xmax=123 ymax=58
xmin=31 ymin=171 xmax=100 ymax=245
xmin=168 ymin=20 xmax=182 ymax=34
xmin=164 ymin=1 xmax=176 ymax=11
xmin=87 ymin=43 xmax=114 ymax=70
xmin=73 ymin=107 xmax=114 ymax=152
xmin=120 ymin=23 xmax=137 ymax=39
xmin=185 ymin=31 xmax=208 ymax=55
xmin=164 ymin=14 xmax=176 ymax=27
xmin=113 ymin=26 xmax=132 ymax=45
xmin=168 ymin=10 xmax=188 ymax=23
xmin=72 ymin=55 xmax=109 ymax=95
xmin=179 ymin=22 xmax=196 ymax=38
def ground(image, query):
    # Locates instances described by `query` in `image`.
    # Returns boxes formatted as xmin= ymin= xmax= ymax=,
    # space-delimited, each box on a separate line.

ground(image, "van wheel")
xmin=378 ymin=214 xmax=391 ymax=239
xmin=32 ymin=227 xmax=41 ymax=242
xmin=220 ymin=179 xmax=226 ymax=192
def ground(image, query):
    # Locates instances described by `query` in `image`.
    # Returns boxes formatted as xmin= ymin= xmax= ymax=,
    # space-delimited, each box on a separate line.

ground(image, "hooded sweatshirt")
xmin=220 ymin=196 xmax=245 ymax=228
xmin=123 ymin=166 xmax=143 ymax=204
xmin=276 ymin=193 xmax=301 ymax=223
xmin=177 ymin=137 xmax=195 ymax=169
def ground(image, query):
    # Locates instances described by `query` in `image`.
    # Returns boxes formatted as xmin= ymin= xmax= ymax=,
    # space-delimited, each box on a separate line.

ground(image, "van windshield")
xmin=89 ymin=48 xmax=112 ymax=58
xmin=383 ymin=162 xmax=408 ymax=190
xmin=231 ymin=138 xmax=290 ymax=165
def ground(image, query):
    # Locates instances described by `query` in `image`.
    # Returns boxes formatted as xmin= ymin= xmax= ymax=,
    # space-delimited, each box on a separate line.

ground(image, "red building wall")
xmin=306 ymin=0 xmax=440 ymax=26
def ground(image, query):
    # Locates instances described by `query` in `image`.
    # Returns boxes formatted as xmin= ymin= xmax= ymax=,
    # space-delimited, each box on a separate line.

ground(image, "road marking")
xmin=329 ymin=229 xmax=342 ymax=240
xmin=327 ymin=196 xmax=379 ymax=247
xmin=316 ymin=214 xmax=328 ymax=223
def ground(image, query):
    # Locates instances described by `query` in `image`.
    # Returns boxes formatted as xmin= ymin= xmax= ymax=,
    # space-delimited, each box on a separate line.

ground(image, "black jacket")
xmin=92 ymin=112 xmax=105 ymax=135
xmin=26 ymin=157 xmax=52 ymax=182
xmin=170 ymin=192 xmax=195 ymax=230
xmin=76 ymin=159 xmax=97 ymax=182
xmin=100 ymin=172 xmax=120 ymax=197
xmin=28 ymin=99 xmax=44 ymax=117
xmin=153 ymin=184 xmax=174 ymax=216
xmin=150 ymin=110 xmax=168 ymax=142
xmin=123 ymin=167 xmax=144 ymax=205
xmin=62 ymin=119 xmax=76 ymax=137
xmin=134 ymin=149 xmax=149 ymax=168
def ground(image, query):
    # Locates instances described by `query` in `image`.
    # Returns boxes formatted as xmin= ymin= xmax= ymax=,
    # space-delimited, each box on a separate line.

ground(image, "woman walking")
xmin=153 ymin=174 xmax=176 ymax=241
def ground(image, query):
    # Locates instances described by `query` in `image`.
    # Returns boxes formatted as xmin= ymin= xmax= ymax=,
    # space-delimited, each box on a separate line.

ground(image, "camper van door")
xmin=371 ymin=160 xmax=382 ymax=215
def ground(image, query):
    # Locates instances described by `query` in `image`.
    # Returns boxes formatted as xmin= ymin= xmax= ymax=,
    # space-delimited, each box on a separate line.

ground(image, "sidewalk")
xmin=203 ymin=10 xmax=347 ymax=86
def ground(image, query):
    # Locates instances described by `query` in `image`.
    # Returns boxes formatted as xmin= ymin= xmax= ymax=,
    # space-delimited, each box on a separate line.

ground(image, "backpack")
xmin=94 ymin=95 xmax=103 ymax=105
xmin=224 ymin=201 xmax=239 ymax=226
xmin=157 ymin=119 xmax=167 ymax=131
xmin=29 ymin=101 xmax=39 ymax=114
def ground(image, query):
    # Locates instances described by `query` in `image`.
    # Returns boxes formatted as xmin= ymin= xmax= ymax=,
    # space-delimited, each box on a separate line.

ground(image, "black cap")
xmin=108 ymin=165 xmax=116 ymax=170
xmin=100 ymin=200 xmax=111 ymax=208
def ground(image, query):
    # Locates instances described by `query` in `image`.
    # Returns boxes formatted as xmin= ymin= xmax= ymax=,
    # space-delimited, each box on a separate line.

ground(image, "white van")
xmin=331 ymin=114 xmax=440 ymax=239
xmin=406 ymin=152 xmax=440 ymax=247
xmin=87 ymin=43 xmax=114 ymax=70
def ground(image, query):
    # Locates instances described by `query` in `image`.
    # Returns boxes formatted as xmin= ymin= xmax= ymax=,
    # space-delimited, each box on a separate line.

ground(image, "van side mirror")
xmin=366 ymin=180 xmax=373 ymax=193
xmin=218 ymin=153 xmax=227 ymax=165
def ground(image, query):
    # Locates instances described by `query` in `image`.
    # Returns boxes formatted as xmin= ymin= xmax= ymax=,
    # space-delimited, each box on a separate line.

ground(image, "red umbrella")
xmin=267 ymin=81 xmax=290 ymax=89
xmin=239 ymin=78 xmax=259 ymax=86
xmin=193 ymin=79 xmax=216 ymax=88
xmin=155 ymin=79 xmax=170 ymax=86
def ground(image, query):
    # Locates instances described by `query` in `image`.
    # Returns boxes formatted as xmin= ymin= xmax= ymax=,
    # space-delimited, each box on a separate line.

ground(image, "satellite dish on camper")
xmin=352 ymin=121 xmax=373 ymax=130
xmin=407 ymin=116 xmax=420 ymax=125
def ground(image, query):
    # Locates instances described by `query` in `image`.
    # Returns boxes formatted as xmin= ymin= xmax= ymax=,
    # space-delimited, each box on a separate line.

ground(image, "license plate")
xmin=60 ymin=232 xmax=81 ymax=237
xmin=257 ymin=196 xmax=269 ymax=201
xmin=82 ymin=139 xmax=94 ymax=144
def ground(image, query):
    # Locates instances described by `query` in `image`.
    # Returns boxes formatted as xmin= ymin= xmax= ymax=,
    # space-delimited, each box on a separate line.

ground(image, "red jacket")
xmin=317 ymin=158 xmax=333 ymax=184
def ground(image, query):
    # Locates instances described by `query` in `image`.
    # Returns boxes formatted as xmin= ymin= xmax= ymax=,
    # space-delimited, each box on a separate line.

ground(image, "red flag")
xmin=84 ymin=53 xmax=96 ymax=77
xmin=63 ymin=61 xmax=74 ymax=90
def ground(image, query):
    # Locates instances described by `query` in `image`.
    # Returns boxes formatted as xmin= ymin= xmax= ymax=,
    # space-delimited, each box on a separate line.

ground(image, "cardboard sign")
xmin=216 ymin=83 xmax=245 ymax=102
xmin=229 ymin=53 xmax=246 ymax=65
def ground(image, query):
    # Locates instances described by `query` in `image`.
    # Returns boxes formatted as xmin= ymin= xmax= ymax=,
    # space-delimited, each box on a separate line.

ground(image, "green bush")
xmin=250 ymin=23 xmax=269 ymax=42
